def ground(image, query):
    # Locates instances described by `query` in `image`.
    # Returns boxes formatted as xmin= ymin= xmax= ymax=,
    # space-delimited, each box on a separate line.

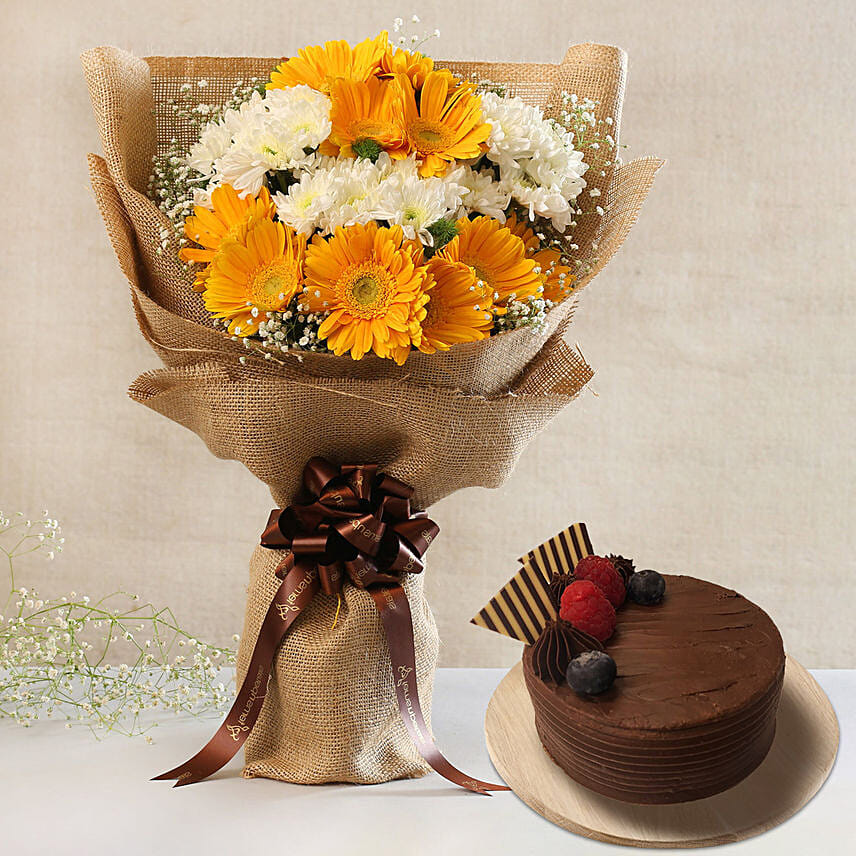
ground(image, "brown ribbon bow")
xmin=259 ymin=458 xmax=438 ymax=595
xmin=154 ymin=458 xmax=508 ymax=795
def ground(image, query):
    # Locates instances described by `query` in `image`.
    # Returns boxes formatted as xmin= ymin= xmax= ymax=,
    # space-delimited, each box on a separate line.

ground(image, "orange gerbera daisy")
xmin=505 ymin=210 xmax=540 ymax=253
xmin=180 ymin=184 xmax=275 ymax=292
xmin=379 ymin=45 xmax=456 ymax=91
xmin=440 ymin=216 xmax=541 ymax=307
xmin=303 ymin=222 xmax=429 ymax=363
xmin=267 ymin=32 xmax=388 ymax=94
xmin=398 ymin=71 xmax=491 ymax=177
xmin=321 ymin=76 xmax=408 ymax=160
xmin=204 ymin=218 xmax=306 ymax=336
xmin=506 ymin=211 xmax=575 ymax=303
xmin=418 ymin=257 xmax=494 ymax=354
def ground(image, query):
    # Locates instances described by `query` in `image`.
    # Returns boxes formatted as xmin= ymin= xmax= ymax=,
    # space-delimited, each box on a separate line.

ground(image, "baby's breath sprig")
xmin=391 ymin=14 xmax=441 ymax=52
xmin=254 ymin=301 xmax=330 ymax=357
xmin=0 ymin=512 xmax=237 ymax=739
xmin=147 ymin=77 xmax=263 ymax=235
xmin=493 ymin=294 xmax=554 ymax=336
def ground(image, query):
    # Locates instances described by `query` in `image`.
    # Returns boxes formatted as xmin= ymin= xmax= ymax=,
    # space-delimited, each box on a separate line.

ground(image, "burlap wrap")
xmin=83 ymin=43 xmax=661 ymax=784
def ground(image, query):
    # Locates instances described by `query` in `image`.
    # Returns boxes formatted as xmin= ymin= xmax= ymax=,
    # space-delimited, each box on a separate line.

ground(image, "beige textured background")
xmin=1 ymin=0 xmax=854 ymax=667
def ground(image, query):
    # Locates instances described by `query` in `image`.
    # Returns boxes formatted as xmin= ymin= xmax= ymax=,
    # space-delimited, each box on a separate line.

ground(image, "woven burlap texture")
xmin=83 ymin=43 xmax=661 ymax=785
xmin=239 ymin=547 xmax=438 ymax=783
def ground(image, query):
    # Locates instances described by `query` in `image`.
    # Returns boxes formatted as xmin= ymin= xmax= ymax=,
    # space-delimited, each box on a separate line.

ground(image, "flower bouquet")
xmin=82 ymin=26 xmax=660 ymax=789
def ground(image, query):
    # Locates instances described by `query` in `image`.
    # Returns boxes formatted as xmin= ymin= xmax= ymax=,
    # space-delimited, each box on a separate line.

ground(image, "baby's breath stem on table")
xmin=0 ymin=510 xmax=237 ymax=740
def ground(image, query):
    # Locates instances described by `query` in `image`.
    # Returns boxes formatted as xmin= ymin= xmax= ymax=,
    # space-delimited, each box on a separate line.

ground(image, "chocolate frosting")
xmin=548 ymin=573 xmax=575 ymax=611
xmin=523 ymin=575 xmax=785 ymax=804
xmin=606 ymin=553 xmax=635 ymax=585
xmin=530 ymin=619 xmax=604 ymax=683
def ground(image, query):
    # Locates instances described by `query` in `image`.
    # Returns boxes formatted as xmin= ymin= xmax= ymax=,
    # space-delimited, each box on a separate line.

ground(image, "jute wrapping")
xmin=82 ymin=43 xmax=661 ymax=784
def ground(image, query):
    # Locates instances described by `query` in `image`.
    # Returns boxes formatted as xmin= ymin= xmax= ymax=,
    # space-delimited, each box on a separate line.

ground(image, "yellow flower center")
xmin=339 ymin=262 xmax=395 ymax=317
xmin=424 ymin=294 xmax=445 ymax=328
xmin=463 ymin=257 xmax=494 ymax=290
xmin=408 ymin=119 xmax=454 ymax=154
xmin=350 ymin=119 xmax=394 ymax=140
xmin=249 ymin=260 xmax=299 ymax=309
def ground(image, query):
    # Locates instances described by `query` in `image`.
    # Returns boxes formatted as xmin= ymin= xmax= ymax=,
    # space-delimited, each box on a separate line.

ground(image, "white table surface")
xmin=1 ymin=668 xmax=852 ymax=855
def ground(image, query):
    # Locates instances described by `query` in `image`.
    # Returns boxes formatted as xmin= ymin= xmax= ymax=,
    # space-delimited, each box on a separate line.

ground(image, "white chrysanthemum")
xmin=187 ymin=121 xmax=233 ymax=177
xmin=370 ymin=156 xmax=466 ymax=244
xmin=480 ymin=91 xmax=546 ymax=171
xmin=456 ymin=165 xmax=510 ymax=221
xmin=262 ymin=85 xmax=332 ymax=152
xmin=478 ymin=91 xmax=588 ymax=228
xmin=191 ymin=183 xmax=218 ymax=210
xmin=321 ymin=156 xmax=388 ymax=232
xmin=277 ymin=155 xmax=389 ymax=234
xmin=214 ymin=115 xmax=314 ymax=196
xmin=501 ymin=170 xmax=574 ymax=231
xmin=273 ymin=170 xmax=336 ymax=235
xmin=192 ymin=87 xmax=332 ymax=197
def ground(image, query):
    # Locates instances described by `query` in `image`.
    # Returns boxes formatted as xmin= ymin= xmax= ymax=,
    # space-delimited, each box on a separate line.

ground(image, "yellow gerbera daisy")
xmin=418 ymin=257 xmax=494 ymax=354
xmin=321 ymin=76 xmax=408 ymax=160
xmin=440 ymin=216 xmax=541 ymax=307
xmin=204 ymin=218 xmax=306 ymax=336
xmin=267 ymin=32 xmax=388 ymax=94
xmin=180 ymin=185 xmax=275 ymax=292
xmin=506 ymin=211 xmax=576 ymax=303
xmin=379 ymin=46 xmax=456 ymax=91
xmin=303 ymin=222 xmax=428 ymax=363
xmin=398 ymin=71 xmax=491 ymax=177
xmin=505 ymin=210 xmax=540 ymax=253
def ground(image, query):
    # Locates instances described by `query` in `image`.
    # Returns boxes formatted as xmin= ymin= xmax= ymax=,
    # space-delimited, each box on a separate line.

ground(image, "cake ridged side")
xmin=522 ymin=575 xmax=785 ymax=804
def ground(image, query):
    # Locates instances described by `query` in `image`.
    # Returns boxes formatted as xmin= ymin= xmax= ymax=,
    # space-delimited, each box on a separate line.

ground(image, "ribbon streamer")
xmin=370 ymin=585 xmax=509 ymax=795
xmin=153 ymin=554 xmax=318 ymax=786
xmin=154 ymin=458 xmax=507 ymax=793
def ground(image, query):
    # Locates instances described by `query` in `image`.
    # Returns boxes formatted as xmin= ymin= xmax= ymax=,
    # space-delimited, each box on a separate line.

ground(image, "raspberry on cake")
xmin=573 ymin=555 xmax=626 ymax=607
xmin=559 ymin=579 xmax=617 ymax=642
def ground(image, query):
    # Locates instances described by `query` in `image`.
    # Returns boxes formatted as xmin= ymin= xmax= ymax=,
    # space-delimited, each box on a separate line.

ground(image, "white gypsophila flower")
xmin=456 ymin=165 xmax=511 ymax=221
xmin=369 ymin=156 xmax=466 ymax=244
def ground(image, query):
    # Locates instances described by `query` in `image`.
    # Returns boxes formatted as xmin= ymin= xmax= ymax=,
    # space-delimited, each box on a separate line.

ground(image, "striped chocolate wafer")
xmin=470 ymin=523 xmax=593 ymax=644
xmin=521 ymin=521 xmax=593 ymax=579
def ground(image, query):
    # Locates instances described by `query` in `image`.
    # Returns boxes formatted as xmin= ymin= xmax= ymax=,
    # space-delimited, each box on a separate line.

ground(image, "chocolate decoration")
xmin=523 ymin=575 xmax=785 ymax=804
xmin=471 ymin=522 xmax=593 ymax=643
xmin=531 ymin=619 xmax=604 ymax=684
xmin=606 ymin=553 xmax=635 ymax=585
xmin=567 ymin=624 xmax=604 ymax=654
xmin=531 ymin=620 xmax=577 ymax=683
xmin=548 ymin=572 xmax=575 ymax=611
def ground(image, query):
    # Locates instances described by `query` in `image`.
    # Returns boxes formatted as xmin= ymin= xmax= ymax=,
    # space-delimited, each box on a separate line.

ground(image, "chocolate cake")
xmin=523 ymin=575 xmax=785 ymax=804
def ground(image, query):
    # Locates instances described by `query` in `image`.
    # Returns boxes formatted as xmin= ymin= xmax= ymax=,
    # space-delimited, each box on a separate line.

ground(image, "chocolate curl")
xmin=370 ymin=585 xmax=509 ymax=795
xmin=152 ymin=556 xmax=319 ymax=786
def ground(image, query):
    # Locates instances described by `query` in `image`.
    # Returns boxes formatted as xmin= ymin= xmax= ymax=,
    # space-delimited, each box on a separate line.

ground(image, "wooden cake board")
xmin=484 ymin=656 xmax=838 ymax=848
